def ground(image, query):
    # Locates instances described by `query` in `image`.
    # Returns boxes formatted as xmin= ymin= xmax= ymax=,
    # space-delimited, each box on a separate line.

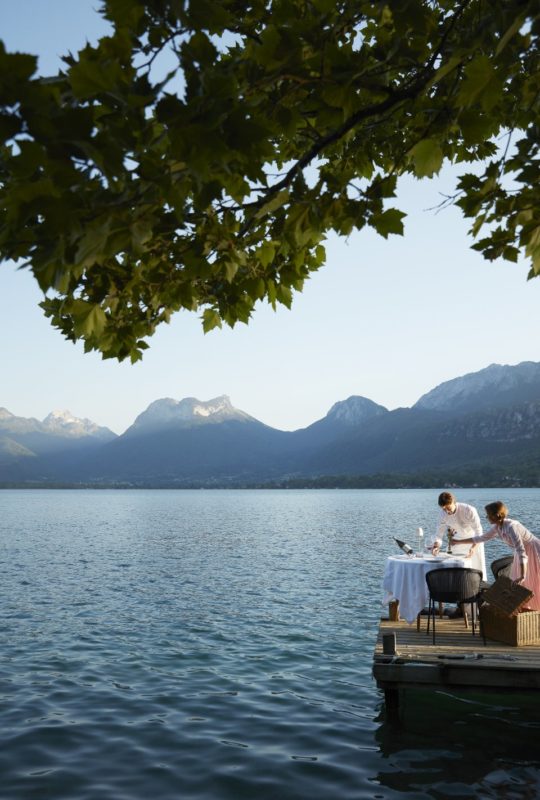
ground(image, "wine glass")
xmin=417 ymin=527 xmax=424 ymax=557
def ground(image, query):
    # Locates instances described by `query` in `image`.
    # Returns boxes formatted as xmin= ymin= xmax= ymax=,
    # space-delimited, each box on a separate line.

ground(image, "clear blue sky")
xmin=2 ymin=1 xmax=540 ymax=434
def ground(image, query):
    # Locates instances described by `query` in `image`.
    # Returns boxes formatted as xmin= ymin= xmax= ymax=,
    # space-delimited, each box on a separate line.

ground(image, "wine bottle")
xmin=447 ymin=527 xmax=454 ymax=554
xmin=394 ymin=537 xmax=413 ymax=555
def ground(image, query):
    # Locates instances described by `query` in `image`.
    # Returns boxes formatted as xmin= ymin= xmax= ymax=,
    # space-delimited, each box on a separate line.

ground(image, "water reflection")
xmin=375 ymin=689 xmax=540 ymax=798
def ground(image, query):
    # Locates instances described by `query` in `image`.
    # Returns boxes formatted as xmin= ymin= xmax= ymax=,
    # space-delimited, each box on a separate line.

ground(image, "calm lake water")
xmin=1 ymin=488 xmax=540 ymax=799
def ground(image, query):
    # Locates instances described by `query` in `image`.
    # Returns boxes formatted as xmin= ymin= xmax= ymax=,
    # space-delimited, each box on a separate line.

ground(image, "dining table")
xmin=382 ymin=552 xmax=473 ymax=626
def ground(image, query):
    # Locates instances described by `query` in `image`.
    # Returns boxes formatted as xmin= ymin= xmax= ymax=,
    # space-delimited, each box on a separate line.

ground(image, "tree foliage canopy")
xmin=1 ymin=0 xmax=539 ymax=361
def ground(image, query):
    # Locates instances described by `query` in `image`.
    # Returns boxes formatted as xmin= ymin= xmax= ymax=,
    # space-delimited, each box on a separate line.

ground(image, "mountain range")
xmin=2 ymin=361 xmax=540 ymax=487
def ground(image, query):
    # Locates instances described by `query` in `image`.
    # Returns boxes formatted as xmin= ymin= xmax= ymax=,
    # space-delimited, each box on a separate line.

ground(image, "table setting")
xmin=383 ymin=530 xmax=473 ymax=624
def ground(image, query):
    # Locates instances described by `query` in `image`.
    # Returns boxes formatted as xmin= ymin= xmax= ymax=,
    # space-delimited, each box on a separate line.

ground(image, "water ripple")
xmin=1 ymin=488 xmax=540 ymax=799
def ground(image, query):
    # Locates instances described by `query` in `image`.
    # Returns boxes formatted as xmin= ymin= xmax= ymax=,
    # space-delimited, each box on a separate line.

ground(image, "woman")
xmin=451 ymin=501 xmax=540 ymax=611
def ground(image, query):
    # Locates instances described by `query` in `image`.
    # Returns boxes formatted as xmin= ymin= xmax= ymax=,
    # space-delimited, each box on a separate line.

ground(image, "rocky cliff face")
xmin=0 ymin=408 xmax=42 ymax=434
xmin=325 ymin=396 xmax=388 ymax=425
xmin=42 ymin=410 xmax=116 ymax=440
xmin=0 ymin=407 xmax=115 ymax=440
xmin=414 ymin=361 xmax=540 ymax=414
xmin=126 ymin=395 xmax=257 ymax=435
xmin=0 ymin=436 xmax=35 ymax=460
xmin=439 ymin=402 xmax=540 ymax=442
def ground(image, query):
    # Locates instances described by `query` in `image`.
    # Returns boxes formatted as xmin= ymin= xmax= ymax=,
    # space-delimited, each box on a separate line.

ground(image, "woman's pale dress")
xmin=471 ymin=518 xmax=540 ymax=611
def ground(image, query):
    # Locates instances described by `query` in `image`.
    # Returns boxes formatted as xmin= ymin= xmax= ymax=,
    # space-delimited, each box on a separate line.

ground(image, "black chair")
xmin=477 ymin=556 xmax=514 ymax=602
xmin=425 ymin=568 xmax=484 ymax=645
xmin=491 ymin=555 xmax=513 ymax=580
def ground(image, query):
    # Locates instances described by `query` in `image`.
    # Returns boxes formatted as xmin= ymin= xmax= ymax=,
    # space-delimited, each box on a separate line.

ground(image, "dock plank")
xmin=373 ymin=617 xmax=540 ymax=694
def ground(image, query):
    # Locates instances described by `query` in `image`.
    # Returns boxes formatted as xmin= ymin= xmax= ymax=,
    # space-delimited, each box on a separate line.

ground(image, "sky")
xmin=1 ymin=1 xmax=540 ymax=435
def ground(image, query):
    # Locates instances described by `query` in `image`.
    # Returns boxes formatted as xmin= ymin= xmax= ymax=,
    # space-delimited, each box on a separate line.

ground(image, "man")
xmin=432 ymin=491 xmax=487 ymax=617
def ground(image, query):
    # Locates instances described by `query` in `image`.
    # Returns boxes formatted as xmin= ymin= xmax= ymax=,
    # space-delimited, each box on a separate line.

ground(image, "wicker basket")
xmin=482 ymin=575 xmax=533 ymax=616
xmin=479 ymin=575 xmax=538 ymax=646
xmin=480 ymin=604 xmax=540 ymax=646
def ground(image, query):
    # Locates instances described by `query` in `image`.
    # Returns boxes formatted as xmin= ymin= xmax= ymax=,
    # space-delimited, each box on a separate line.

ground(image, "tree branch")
xmin=136 ymin=29 xmax=185 ymax=71
xmin=238 ymin=1 xmax=474 ymax=235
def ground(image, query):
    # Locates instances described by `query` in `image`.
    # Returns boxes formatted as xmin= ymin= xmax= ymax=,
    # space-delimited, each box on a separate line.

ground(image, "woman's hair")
xmin=485 ymin=501 xmax=508 ymax=523
xmin=438 ymin=491 xmax=455 ymax=507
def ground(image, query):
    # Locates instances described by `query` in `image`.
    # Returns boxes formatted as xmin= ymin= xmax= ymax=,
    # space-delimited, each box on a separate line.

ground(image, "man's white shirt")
xmin=433 ymin=502 xmax=487 ymax=579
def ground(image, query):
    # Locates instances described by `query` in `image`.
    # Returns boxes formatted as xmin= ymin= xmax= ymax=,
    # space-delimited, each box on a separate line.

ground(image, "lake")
xmin=1 ymin=488 xmax=540 ymax=799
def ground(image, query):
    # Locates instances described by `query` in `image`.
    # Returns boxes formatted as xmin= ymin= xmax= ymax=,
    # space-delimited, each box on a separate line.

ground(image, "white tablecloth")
xmin=383 ymin=554 xmax=472 ymax=624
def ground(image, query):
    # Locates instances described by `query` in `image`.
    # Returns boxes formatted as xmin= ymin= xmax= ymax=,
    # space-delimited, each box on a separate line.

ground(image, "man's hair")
xmin=438 ymin=491 xmax=455 ymax=507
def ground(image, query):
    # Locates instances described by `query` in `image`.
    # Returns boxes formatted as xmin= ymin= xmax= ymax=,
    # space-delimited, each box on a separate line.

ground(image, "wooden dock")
xmin=373 ymin=616 xmax=540 ymax=713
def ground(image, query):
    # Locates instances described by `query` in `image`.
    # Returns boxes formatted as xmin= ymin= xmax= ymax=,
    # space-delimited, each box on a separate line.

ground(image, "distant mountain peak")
xmin=42 ymin=409 xmax=116 ymax=440
xmin=3 ymin=361 xmax=540 ymax=485
xmin=128 ymin=395 xmax=257 ymax=433
xmin=414 ymin=361 xmax=540 ymax=414
xmin=44 ymin=409 xmax=79 ymax=424
xmin=326 ymin=395 xmax=388 ymax=425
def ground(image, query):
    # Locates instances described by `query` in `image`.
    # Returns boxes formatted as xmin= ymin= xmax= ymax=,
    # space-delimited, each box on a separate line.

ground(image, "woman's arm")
xmin=450 ymin=526 xmax=498 ymax=546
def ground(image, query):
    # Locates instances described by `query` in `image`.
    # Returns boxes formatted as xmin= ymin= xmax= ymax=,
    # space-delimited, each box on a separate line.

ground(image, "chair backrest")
xmin=490 ymin=555 xmax=513 ymax=580
xmin=425 ymin=567 xmax=483 ymax=603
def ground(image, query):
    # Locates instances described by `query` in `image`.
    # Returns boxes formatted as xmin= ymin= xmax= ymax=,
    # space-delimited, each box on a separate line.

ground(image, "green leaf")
xmin=502 ymin=245 xmax=519 ymax=263
xmin=311 ymin=0 xmax=335 ymax=11
xmin=224 ymin=261 xmax=239 ymax=282
xmin=68 ymin=44 xmax=130 ymax=98
xmin=185 ymin=32 xmax=217 ymax=64
xmin=75 ymin=219 xmax=111 ymax=267
xmin=458 ymin=110 xmax=496 ymax=145
xmin=0 ymin=112 xmax=21 ymax=144
xmin=321 ymin=85 xmax=351 ymax=110
xmin=202 ymin=309 xmax=222 ymax=332
xmin=496 ymin=14 xmax=527 ymax=56
xmin=267 ymin=280 xmax=277 ymax=309
xmin=103 ymin=0 xmax=146 ymax=30
xmin=131 ymin=219 xmax=153 ymax=249
xmin=257 ymin=241 xmax=275 ymax=267
xmin=379 ymin=5 xmax=394 ymax=26
xmin=254 ymin=189 xmax=290 ymax=220
xmin=409 ymin=140 xmax=444 ymax=178
xmin=0 ymin=45 xmax=37 ymax=93
xmin=130 ymin=348 xmax=144 ymax=364
xmin=314 ymin=244 xmax=326 ymax=265
xmin=456 ymin=56 xmax=494 ymax=108
xmin=69 ymin=58 xmax=111 ymax=98
xmin=525 ymin=227 xmax=540 ymax=275
xmin=275 ymin=284 xmax=293 ymax=308
xmin=370 ymin=208 xmax=406 ymax=238
xmin=427 ymin=55 xmax=462 ymax=88
xmin=471 ymin=214 xmax=486 ymax=237
xmin=73 ymin=302 xmax=107 ymax=337
xmin=528 ymin=249 xmax=540 ymax=276
xmin=187 ymin=0 xmax=232 ymax=31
